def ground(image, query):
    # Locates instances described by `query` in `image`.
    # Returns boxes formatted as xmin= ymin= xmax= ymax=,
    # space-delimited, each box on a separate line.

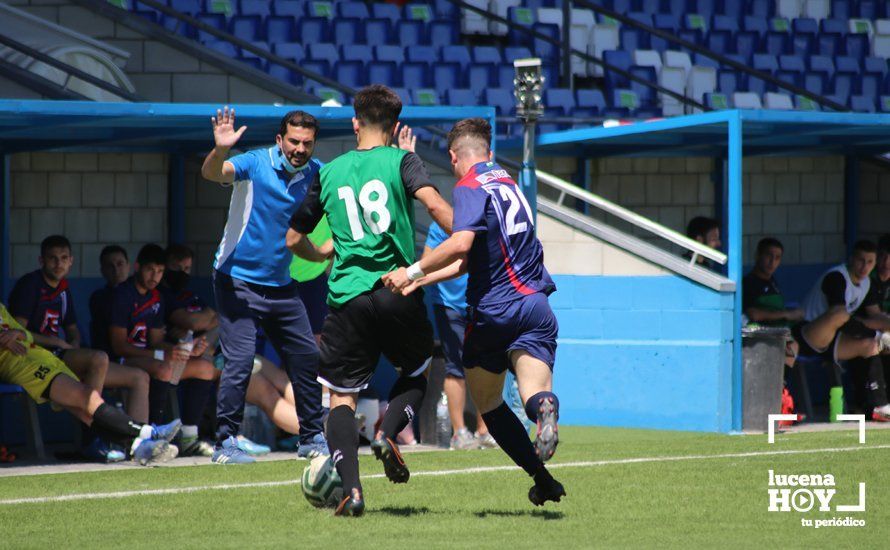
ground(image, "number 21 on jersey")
xmin=337 ymin=180 xmax=392 ymax=241
xmin=492 ymin=183 xmax=534 ymax=236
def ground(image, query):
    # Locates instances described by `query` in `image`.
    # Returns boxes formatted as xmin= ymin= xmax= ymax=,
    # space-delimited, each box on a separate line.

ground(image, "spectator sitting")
xmin=90 ymin=245 xmax=131 ymax=356
xmin=7 ymin=235 xmax=150 ymax=462
xmin=109 ymin=244 xmax=216 ymax=453
xmin=685 ymin=216 xmax=721 ymax=269
xmin=742 ymin=237 xmax=803 ymax=366
xmin=0 ymin=301 xmax=180 ymax=465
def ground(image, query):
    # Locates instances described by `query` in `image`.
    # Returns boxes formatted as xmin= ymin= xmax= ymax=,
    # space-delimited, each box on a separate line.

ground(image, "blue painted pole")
xmin=728 ymin=113 xmax=744 ymax=433
xmin=0 ymin=154 xmax=9 ymax=302
xmin=168 ymin=154 xmax=185 ymax=245
xmin=843 ymin=155 xmax=859 ymax=257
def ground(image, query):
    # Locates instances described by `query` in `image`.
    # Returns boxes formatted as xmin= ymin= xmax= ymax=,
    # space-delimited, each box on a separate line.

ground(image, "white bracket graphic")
xmin=767 ymin=414 xmax=798 ymax=443
xmin=836 ymin=482 xmax=866 ymax=512
xmin=836 ymin=414 xmax=866 ymax=444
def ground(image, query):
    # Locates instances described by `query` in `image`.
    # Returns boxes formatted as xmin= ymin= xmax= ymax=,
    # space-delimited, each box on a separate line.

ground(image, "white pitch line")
xmin=2 ymin=443 xmax=889 ymax=506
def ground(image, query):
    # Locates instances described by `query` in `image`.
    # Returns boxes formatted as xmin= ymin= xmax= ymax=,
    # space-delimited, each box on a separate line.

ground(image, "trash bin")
xmin=742 ymin=326 xmax=790 ymax=433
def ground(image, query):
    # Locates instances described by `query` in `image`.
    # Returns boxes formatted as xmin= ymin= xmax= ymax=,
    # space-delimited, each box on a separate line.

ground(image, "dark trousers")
xmin=213 ymin=270 xmax=323 ymax=445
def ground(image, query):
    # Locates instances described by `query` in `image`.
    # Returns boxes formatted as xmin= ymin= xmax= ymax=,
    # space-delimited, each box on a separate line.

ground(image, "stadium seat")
xmin=467 ymin=63 xmax=496 ymax=97
xmin=272 ymin=0 xmax=302 ymax=17
xmin=432 ymin=62 xmax=462 ymax=90
xmin=704 ymin=92 xmax=731 ymax=109
xmin=706 ymin=30 xmax=731 ymax=55
xmin=340 ymin=45 xmax=372 ymax=65
xmin=489 ymin=0 xmax=522 ymax=36
xmin=301 ymin=59 xmax=330 ymax=79
xmin=831 ymin=0 xmax=850 ymax=20
xmin=576 ymin=88 xmax=606 ymax=116
xmin=793 ymin=94 xmax=821 ymax=110
xmin=495 ymin=63 xmax=515 ymax=89
xmin=855 ymin=1 xmax=878 ymax=18
xmin=391 ymin=87 xmax=412 ymax=105
xmin=864 ymin=56 xmax=887 ymax=78
xmin=268 ymin=62 xmax=301 ymax=85
xmin=533 ymin=23 xmax=560 ymax=63
xmin=274 ymin=42 xmax=304 ymax=61
xmin=763 ymin=91 xmax=794 ymax=109
xmin=743 ymin=15 xmax=769 ymax=37
xmin=816 ymin=32 xmax=841 ymax=56
xmin=333 ymin=18 xmax=363 ymax=47
xmin=397 ymin=20 xmax=426 ymax=46
xmin=401 ymin=62 xmax=431 ymax=88
xmin=265 ymin=16 xmax=297 ymax=43
xmin=368 ymin=61 xmax=398 ymax=86
xmin=297 ymin=17 xmax=329 ymax=44
xmin=604 ymin=50 xmax=632 ymax=89
xmin=335 ymin=61 xmax=366 ymax=89
xmin=630 ymin=66 xmax=658 ymax=107
xmin=803 ymin=71 xmax=828 ymax=95
xmin=835 ymin=55 xmax=860 ymax=74
xmin=776 ymin=0 xmax=803 ymax=20
xmin=430 ymin=20 xmax=458 ymax=49
xmin=845 ymin=34 xmax=869 ymax=60
xmin=483 ymin=88 xmax=515 ymax=116
xmin=711 ymin=14 xmax=739 ymax=32
xmin=659 ymin=66 xmax=686 ymax=115
xmin=504 ymin=46 xmax=532 ymax=64
xmin=196 ymin=13 xmax=226 ymax=43
xmin=764 ymin=31 xmax=790 ymax=55
xmin=633 ymin=50 xmax=663 ymax=74
xmin=793 ymin=17 xmax=819 ymax=36
xmin=445 ymin=88 xmax=480 ymax=106
xmin=718 ymin=70 xmax=740 ymax=94
xmin=588 ymin=25 xmax=619 ymax=77
xmin=874 ymin=34 xmax=890 ymax=59
xmin=229 ymin=15 xmax=263 ymax=41
xmin=879 ymin=95 xmax=890 ymax=112
xmin=442 ymin=45 xmax=472 ymax=70
xmin=732 ymin=91 xmax=763 ymax=108
xmin=460 ymin=0 xmax=489 ymax=35
xmin=412 ymin=88 xmax=440 ymax=106
xmin=507 ymin=6 xmax=536 ymax=46
xmin=239 ymin=0 xmax=271 ymax=18
xmin=612 ymin=89 xmax=641 ymax=113
xmin=545 ymin=88 xmax=575 ymax=116
xmin=693 ymin=52 xmax=720 ymax=69
xmin=472 ymin=46 xmax=502 ymax=65
xmin=663 ymin=50 xmax=692 ymax=81
xmin=306 ymin=1 xmax=333 ymax=18
xmin=170 ymin=0 xmax=201 ymax=15
xmin=406 ymin=45 xmax=437 ymax=65
xmin=733 ymin=31 xmax=759 ymax=63
xmin=748 ymin=0 xmax=772 ymax=18
xmin=365 ymin=19 xmax=394 ymax=45
xmin=716 ymin=0 xmax=745 ymax=19
xmin=433 ymin=0 xmax=456 ymax=18
xmin=803 ymin=0 xmax=830 ymax=20
xmin=310 ymin=87 xmax=345 ymax=104
xmin=307 ymin=43 xmax=337 ymax=67
xmin=654 ymin=13 xmax=679 ymax=32
xmin=687 ymin=66 xmax=717 ymax=106
xmin=206 ymin=40 xmax=239 ymax=58
xmin=336 ymin=1 xmax=368 ymax=19
xmin=851 ymin=94 xmax=876 ymax=111
xmin=371 ymin=2 xmax=400 ymax=24
xmin=374 ymin=45 xmax=404 ymax=65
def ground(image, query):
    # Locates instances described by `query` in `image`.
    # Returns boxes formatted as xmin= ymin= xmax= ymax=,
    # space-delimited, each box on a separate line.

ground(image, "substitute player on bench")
xmin=384 ymin=118 xmax=565 ymax=507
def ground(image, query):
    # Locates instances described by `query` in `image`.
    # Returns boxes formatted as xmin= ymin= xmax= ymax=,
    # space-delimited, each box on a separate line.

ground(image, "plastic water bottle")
xmin=435 ymin=392 xmax=451 ymax=448
xmin=169 ymin=330 xmax=194 ymax=385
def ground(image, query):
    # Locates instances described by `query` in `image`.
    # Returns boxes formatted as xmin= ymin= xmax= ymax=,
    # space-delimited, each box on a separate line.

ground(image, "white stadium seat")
xmin=659 ymin=66 xmax=686 ymax=116
xmin=764 ymin=92 xmax=794 ymax=109
xmin=803 ymin=0 xmax=829 ymax=21
xmin=488 ymin=0 xmax=521 ymax=36
xmin=687 ymin=66 xmax=717 ymax=112
xmin=872 ymin=34 xmax=890 ymax=59
xmin=634 ymin=49 xmax=663 ymax=74
xmin=875 ymin=19 xmax=890 ymax=35
xmin=460 ymin=0 xmax=489 ymax=35
xmin=587 ymin=25 xmax=618 ymax=76
xmin=733 ymin=92 xmax=763 ymax=109
xmin=776 ymin=0 xmax=803 ymax=20
xmin=537 ymin=7 xmax=562 ymax=29
xmin=663 ymin=50 xmax=692 ymax=81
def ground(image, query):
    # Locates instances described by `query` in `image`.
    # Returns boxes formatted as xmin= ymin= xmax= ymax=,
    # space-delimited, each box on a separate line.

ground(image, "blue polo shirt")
xmin=214 ymin=147 xmax=323 ymax=286
xmin=424 ymin=222 xmax=468 ymax=314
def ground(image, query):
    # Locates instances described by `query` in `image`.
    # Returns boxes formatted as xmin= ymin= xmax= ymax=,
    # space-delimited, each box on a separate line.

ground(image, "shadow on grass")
xmin=474 ymin=509 xmax=564 ymax=520
xmin=370 ymin=506 xmax=434 ymax=517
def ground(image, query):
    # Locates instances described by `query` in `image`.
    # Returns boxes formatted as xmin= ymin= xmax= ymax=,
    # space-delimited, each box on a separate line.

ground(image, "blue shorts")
xmin=463 ymin=292 xmax=558 ymax=375
xmin=296 ymin=274 xmax=329 ymax=335
xmin=432 ymin=304 xmax=468 ymax=379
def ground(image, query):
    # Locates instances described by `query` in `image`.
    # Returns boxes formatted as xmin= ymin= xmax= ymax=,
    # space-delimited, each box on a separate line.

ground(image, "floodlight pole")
xmin=514 ymin=57 xmax=544 ymax=225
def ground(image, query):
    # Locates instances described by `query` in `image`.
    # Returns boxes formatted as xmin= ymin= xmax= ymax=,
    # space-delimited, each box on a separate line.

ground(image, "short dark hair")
xmin=756 ymin=237 xmax=784 ymax=255
xmin=136 ymin=243 xmax=166 ymax=267
xmin=447 ymin=118 xmax=492 ymax=155
xmin=278 ymin=110 xmax=319 ymax=138
xmin=878 ymin=234 xmax=890 ymax=255
xmin=99 ymin=245 xmax=128 ymax=264
xmin=353 ymin=84 xmax=402 ymax=131
xmin=853 ymin=239 xmax=877 ymax=255
xmin=686 ymin=217 xmax=720 ymax=240
xmin=40 ymin=235 xmax=71 ymax=256
xmin=165 ymin=243 xmax=194 ymax=263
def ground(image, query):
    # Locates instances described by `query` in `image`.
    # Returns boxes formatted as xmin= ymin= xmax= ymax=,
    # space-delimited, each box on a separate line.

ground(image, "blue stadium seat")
xmin=639 ymin=0 xmax=660 ymax=15
xmin=196 ymin=13 xmax=226 ymax=43
xmin=392 ymin=87 xmax=412 ymax=105
xmin=446 ymin=89 xmax=480 ymax=106
xmin=433 ymin=0 xmax=456 ymax=18
xmin=240 ymin=0 xmax=271 ymax=18
xmin=496 ymin=64 xmax=514 ymax=89
xmin=654 ymin=13 xmax=679 ymax=31
xmin=368 ymin=61 xmax=398 ymax=86
xmin=274 ymin=42 xmax=305 ymax=61
xmin=816 ymin=33 xmax=841 ymax=57
xmin=832 ymin=73 xmax=853 ymax=105
xmin=792 ymin=17 xmax=818 ymax=35
xmin=791 ymin=34 xmax=814 ymax=57
xmin=335 ymin=61 xmax=366 ymax=88
xmin=629 ymin=65 xmax=657 ymax=106
xmin=340 ymin=45 xmax=372 ymax=65
xmin=472 ymin=46 xmax=502 ymax=65
xmin=742 ymin=15 xmax=768 ymax=36
xmin=407 ymin=45 xmax=437 ymax=65
xmin=301 ymin=59 xmax=330 ymax=79
xmin=864 ymin=57 xmax=887 ymax=79
xmin=734 ymin=31 xmax=759 ymax=62
xmin=854 ymin=0 xmax=877 ymax=18
xmin=371 ymin=2 xmax=400 ymax=24
xmin=468 ymin=63 xmax=496 ymax=97
xmin=411 ymin=88 xmax=440 ymax=106
xmin=859 ymin=73 xmax=880 ymax=100
xmin=170 ymin=0 xmax=201 ymax=15
xmin=336 ymin=1 xmax=369 ymax=19
xmin=532 ymin=22 xmax=560 ymax=62
xmin=206 ymin=40 xmax=239 ymax=58
xmin=229 ymin=15 xmax=263 ymax=41
xmin=575 ymin=88 xmax=606 ymax=116
xmin=808 ymin=55 xmax=835 ymax=76
xmin=441 ymin=45 xmax=471 ymax=71
xmin=851 ymin=95 xmax=876 ymax=112
xmin=778 ymin=55 xmax=805 ymax=74
xmin=665 ymin=0 xmax=686 ymax=17
xmin=820 ymin=18 xmax=847 ymax=35
xmin=374 ymin=45 xmax=405 ymax=64
xmin=433 ymin=63 xmax=462 ymax=91
xmin=401 ymin=62 xmax=431 ymax=88
xmin=297 ymin=17 xmax=329 ymax=43
xmin=717 ymin=69 xmax=740 ymax=94
xmin=764 ymin=31 xmax=790 ymax=55
xmin=706 ymin=30 xmax=731 ymax=54
xmin=397 ymin=20 xmax=427 ymax=46
xmin=844 ymin=35 xmax=868 ymax=61
xmin=305 ymin=1 xmax=333 ymax=18
xmin=272 ymin=0 xmax=304 ymax=17
xmin=830 ymin=0 xmax=850 ymax=20
xmin=711 ymin=14 xmax=739 ymax=32
xmin=265 ymin=16 xmax=297 ymax=43
xmin=483 ymin=88 xmax=515 ymax=116
xmin=365 ymin=19 xmax=394 ymax=45
xmin=620 ymin=28 xmax=649 ymax=51
xmin=835 ymin=56 xmax=860 ymax=74
xmin=504 ymin=46 xmax=533 ymax=64
xmin=880 ymin=95 xmax=890 ymax=112
xmin=545 ymin=88 xmax=575 ymax=116
xmin=693 ymin=52 xmax=720 ymax=69
xmin=626 ymin=11 xmax=654 ymax=27
xmin=268 ymin=63 xmax=302 ymax=85
xmin=748 ymin=0 xmax=771 ymax=17
xmin=240 ymin=41 xmax=270 ymax=70
xmin=307 ymin=43 xmax=338 ymax=66
xmin=716 ymin=0 xmax=744 ymax=18
xmin=430 ymin=20 xmax=458 ymax=49
xmin=604 ymin=49 xmax=632 ymax=89
xmin=689 ymin=0 xmax=714 ymax=19
xmin=333 ymin=18 xmax=363 ymax=46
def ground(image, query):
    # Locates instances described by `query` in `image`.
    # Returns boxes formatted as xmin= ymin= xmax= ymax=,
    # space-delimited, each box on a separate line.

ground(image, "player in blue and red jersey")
xmin=383 ymin=118 xmax=565 ymax=506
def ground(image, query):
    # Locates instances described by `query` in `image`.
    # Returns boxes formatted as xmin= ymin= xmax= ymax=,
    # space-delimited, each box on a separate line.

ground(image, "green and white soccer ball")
xmin=301 ymin=455 xmax=344 ymax=508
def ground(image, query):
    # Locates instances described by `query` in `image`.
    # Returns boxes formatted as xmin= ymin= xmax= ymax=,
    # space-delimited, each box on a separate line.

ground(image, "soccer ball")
xmin=301 ymin=455 xmax=343 ymax=508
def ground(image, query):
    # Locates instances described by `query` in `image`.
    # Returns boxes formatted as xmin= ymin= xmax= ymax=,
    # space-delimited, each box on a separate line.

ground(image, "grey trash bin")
xmin=742 ymin=326 xmax=790 ymax=433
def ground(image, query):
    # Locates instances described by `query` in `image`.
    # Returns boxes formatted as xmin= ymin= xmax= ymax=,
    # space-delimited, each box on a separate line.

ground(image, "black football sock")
xmin=378 ymin=375 xmax=426 ymax=440
xmin=524 ymin=391 xmax=560 ymax=422
xmin=481 ymin=401 xmax=542 ymax=477
xmin=865 ymin=356 xmax=889 ymax=410
xmin=327 ymin=405 xmax=362 ymax=494
xmin=92 ymin=403 xmax=143 ymax=447
xmin=149 ymin=379 xmax=173 ymax=424
xmin=180 ymin=379 xmax=214 ymax=428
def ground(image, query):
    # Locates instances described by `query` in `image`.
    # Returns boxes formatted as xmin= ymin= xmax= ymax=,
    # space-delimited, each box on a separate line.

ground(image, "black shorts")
xmin=317 ymin=285 xmax=433 ymax=393
xmin=792 ymin=318 xmax=876 ymax=364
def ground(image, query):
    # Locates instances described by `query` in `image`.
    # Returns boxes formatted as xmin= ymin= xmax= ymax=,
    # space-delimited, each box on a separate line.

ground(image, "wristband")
xmin=407 ymin=262 xmax=425 ymax=282
xmin=154 ymin=349 xmax=165 ymax=361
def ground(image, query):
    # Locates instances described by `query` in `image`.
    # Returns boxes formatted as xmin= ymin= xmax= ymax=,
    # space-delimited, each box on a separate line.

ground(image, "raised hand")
xmin=395 ymin=122 xmax=416 ymax=153
xmin=211 ymin=106 xmax=247 ymax=149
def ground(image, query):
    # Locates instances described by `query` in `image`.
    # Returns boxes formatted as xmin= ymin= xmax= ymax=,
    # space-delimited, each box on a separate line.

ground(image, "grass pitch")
xmin=0 ymin=426 xmax=887 ymax=549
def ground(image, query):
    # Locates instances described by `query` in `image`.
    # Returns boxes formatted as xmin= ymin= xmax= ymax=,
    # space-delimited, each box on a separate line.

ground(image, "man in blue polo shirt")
xmin=201 ymin=106 xmax=327 ymax=464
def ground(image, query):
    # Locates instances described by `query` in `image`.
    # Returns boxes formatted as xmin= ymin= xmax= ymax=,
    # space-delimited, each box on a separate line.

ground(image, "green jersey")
xmin=289 ymin=147 xmax=435 ymax=307
xmin=289 ymin=215 xmax=331 ymax=283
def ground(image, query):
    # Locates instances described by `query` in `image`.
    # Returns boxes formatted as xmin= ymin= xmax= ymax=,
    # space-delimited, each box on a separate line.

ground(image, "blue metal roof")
xmin=0 ymin=100 xmax=494 ymax=153
xmin=500 ymin=110 xmax=890 ymax=157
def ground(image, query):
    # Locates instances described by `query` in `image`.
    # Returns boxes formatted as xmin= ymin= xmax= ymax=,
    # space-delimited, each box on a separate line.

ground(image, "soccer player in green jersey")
xmin=287 ymin=85 xmax=453 ymax=516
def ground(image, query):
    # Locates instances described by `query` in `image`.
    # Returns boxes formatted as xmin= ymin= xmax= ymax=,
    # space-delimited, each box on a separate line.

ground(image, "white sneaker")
xmin=878 ymin=332 xmax=890 ymax=352
xmin=872 ymin=404 xmax=890 ymax=422
xmin=450 ymin=428 xmax=479 ymax=450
